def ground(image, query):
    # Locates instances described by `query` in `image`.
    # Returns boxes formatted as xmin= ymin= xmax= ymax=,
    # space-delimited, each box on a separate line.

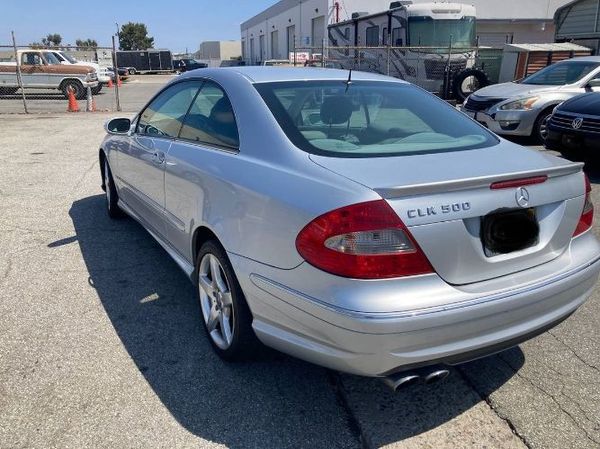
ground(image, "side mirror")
xmin=586 ymin=78 xmax=600 ymax=89
xmin=105 ymin=117 xmax=131 ymax=135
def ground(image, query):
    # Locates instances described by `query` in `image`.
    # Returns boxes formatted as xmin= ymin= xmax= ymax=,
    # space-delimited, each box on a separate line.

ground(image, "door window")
xmin=179 ymin=81 xmax=240 ymax=149
xmin=392 ymin=28 xmax=403 ymax=46
xmin=44 ymin=52 xmax=61 ymax=65
xmin=366 ymin=26 xmax=380 ymax=47
xmin=137 ymin=81 xmax=202 ymax=138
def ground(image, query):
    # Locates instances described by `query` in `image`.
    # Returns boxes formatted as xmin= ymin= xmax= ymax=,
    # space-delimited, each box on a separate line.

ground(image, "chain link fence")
xmin=291 ymin=45 xmax=503 ymax=102
xmin=0 ymin=32 xmax=176 ymax=114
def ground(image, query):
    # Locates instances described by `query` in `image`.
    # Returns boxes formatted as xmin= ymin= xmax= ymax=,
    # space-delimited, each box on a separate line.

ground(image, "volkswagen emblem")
xmin=572 ymin=117 xmax=583 ymax=129
xmin=516 ymin=187 xmax=530 ymax=208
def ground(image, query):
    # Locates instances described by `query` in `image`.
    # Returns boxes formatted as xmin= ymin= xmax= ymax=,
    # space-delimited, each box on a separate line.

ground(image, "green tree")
xmin=41 ymin=33 xmax=62 ymax=47
xmin=118 ymin=23 xmax=154 ymax=50
xmin=75 ymin=38 xmax=98 ymax=49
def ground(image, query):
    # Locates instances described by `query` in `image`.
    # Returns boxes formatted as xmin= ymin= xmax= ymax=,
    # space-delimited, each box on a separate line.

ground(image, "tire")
xmin=62 ymin=80 xmax=85 ymax=100
xmin=452 ymin=69 xmax=489 ymax=102
xmin=532 ymin=108 xmax=554 ymax=145
xmin=103 ymin=157 xmax=123 ymax=219
xmin=0 ymin=87 xmax=18 ymax=95
xmin=91 ymin=84 xmax=102 ymax=95
xmin=195 ymin=240 xmax=259 ymax=361
xmin=128 ymin=68 xmax=136 ymax=75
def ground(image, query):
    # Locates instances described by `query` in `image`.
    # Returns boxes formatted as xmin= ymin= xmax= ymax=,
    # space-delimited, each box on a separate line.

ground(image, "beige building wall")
xmin=219 ymin=41 xmax=242 ymax=61
xmin=196 ymin=41 xmax=241 ymax=62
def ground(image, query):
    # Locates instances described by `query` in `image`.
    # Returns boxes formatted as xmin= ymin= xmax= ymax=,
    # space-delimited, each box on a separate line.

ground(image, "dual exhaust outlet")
xmin=382 ymin=366 xmax=450 ymax=392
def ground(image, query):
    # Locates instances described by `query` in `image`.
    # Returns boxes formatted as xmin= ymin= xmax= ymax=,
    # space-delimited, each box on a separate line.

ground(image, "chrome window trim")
xmin=172 ymin=136 xmax=240 ymax=154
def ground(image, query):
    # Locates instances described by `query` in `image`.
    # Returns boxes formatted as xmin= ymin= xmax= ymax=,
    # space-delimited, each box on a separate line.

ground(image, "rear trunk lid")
xmin=309 ymin=140 xmax=585 ymax=285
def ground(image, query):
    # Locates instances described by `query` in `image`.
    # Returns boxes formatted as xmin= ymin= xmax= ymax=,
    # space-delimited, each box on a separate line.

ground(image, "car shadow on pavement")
xmin=70 ymin=194 xmax=523 ymax=448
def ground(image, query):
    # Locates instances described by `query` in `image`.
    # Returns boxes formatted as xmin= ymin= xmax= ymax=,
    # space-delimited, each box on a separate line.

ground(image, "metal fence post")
xmin=11 ymin=31 xmax=28 ymax=114
xmin=111 ymin=35 xmax=121 ymax=112
xmin=293 ymin=36 xmax=297 ymax=66
xmin=444 ymin=37 xmax=453 ymax=100
xmin=386 ymin=45 xmax=391 ymax=76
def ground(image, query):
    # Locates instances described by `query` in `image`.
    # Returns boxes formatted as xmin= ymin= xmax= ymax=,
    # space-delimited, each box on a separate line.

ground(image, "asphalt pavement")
xmin=0 ymin=113 xmax=598 ymax=449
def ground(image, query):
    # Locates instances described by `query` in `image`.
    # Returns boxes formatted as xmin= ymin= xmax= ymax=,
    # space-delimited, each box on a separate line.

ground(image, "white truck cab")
xmin=49 ymin=51 xmax=113 ymax=85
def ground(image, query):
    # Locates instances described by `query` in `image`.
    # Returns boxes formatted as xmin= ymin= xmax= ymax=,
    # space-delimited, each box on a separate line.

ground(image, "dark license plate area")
xmin=561 ymin=134 xmax=582 ymax=149
xmin=481 ymin=208 xmax=539 ymax=256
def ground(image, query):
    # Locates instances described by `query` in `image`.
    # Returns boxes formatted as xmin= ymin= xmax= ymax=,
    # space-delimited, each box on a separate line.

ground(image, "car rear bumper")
xmin=230 ymin=232 xmax=600 ymax=377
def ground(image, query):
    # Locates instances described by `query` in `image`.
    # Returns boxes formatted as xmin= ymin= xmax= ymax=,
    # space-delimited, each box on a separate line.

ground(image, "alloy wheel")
xmin=198 ymin=253 xmax=235 ymax=349
xmin=539 ymin=114 xmax=551 ymax=141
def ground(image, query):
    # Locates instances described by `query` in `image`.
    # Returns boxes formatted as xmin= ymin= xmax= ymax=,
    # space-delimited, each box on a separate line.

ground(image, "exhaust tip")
xmin=424 ymin=369 xmax=450 ymax=385
xmin=383 ymin=373 xmax=420 ymax=392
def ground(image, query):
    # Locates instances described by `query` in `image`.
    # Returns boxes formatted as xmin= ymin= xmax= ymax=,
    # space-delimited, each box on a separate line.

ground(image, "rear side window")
xmin=179 ymin=81 xmax=240 ymax=149
xmin=137 ymin=81 xmax=202 ymax=137
xmin=255 ymin=80 xmax=498 ymax=157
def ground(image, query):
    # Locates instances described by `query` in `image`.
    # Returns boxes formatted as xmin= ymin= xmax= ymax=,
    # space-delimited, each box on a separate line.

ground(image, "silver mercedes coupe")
xmin=99 ymin=67 xmax=600 ymax=391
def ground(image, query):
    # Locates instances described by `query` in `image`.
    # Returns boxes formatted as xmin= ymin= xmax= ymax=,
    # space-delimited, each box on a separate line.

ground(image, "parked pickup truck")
xmin=0 ymin=49 xmax=98 ymax=99
xmin=47 ymin=50 xmax=113 ymax=87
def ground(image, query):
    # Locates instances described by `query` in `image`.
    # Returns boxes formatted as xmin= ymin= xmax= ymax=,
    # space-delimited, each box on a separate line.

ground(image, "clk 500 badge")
xmin=407 ymin=202 xmax=471 ymax=219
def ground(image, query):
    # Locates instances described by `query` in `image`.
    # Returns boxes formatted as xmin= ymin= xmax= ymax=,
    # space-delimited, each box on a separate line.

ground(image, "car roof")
xmin=179 ymin=66 xmax=407 ymax=84
xmin=556 ymin=56 xmax=600 ymax=63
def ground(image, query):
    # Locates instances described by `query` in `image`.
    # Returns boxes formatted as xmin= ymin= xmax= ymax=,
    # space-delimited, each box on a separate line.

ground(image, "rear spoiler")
xmin=375 ymin=162 xmax=584 ymax=198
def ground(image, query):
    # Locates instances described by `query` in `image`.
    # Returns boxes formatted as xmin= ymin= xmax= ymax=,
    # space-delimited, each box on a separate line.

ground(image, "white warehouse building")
xmin=240 ymin=0 xmax=573 ymax=64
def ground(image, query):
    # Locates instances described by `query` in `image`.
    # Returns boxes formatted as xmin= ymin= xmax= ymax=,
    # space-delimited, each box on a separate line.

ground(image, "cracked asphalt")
xmin=0 ymin=113 xmax=599 ymax=449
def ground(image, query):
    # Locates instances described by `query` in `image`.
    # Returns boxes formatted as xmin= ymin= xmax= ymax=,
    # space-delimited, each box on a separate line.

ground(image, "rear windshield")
xmin=254 ymin=81 xmax=498 ymax=157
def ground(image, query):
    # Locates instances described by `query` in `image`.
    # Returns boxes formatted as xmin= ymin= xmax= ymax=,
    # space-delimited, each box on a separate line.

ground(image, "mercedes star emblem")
xmin=516 ymin=187 xmax=530 ymax=208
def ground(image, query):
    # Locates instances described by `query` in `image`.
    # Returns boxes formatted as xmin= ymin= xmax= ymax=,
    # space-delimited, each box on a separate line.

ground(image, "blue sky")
xmin=1 ymin=0 xmax=276 ymax=52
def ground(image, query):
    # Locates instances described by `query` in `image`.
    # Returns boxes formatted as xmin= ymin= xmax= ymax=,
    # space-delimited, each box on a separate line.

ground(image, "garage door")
xmin=312 ymin=16 xmax=325 ymax=48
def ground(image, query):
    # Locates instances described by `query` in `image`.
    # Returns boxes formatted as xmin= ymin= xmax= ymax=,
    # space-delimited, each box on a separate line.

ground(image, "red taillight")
xmin=573 ymin=174 xmax=593 ymax=237
xmin=295 ymin=200 xmax=434 ymax=279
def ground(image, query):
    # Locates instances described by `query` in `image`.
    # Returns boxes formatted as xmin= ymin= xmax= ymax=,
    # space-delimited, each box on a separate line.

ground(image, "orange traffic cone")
xmin=91 ymin=96 xmax=97 ymax=112
xmin=67 ymin=87 xmax=79 ymax=112
xmin=107 ymin=78 xmax=113 ymax=88
xmin=117 ymin=77 xmax=122 ymax=87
